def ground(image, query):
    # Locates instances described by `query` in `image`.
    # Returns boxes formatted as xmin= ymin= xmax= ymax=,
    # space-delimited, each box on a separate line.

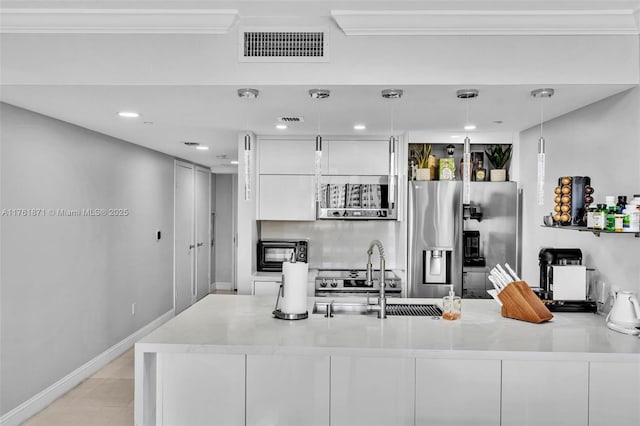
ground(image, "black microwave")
xmin=257 ymin=240 xmax=308 ymax=272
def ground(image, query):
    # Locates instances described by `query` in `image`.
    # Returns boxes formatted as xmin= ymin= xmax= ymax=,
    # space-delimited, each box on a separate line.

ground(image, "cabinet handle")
xmin=197 ymin=242 xmax=204 ymax=247
xmin=189 ymin=244 xmax=195 ymax=250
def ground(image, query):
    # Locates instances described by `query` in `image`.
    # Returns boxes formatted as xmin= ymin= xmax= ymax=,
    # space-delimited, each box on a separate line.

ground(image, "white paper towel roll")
xmin=280 ymin=261 xmax=309 ymax=314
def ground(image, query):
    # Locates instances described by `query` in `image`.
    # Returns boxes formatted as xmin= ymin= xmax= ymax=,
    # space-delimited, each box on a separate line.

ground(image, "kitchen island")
xmin=135 ymin=295 xmax=640 ymax=426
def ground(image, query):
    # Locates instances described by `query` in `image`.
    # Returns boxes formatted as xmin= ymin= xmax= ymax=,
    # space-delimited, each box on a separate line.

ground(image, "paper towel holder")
xmin=272 ymin=278 xmax=309 ymax=320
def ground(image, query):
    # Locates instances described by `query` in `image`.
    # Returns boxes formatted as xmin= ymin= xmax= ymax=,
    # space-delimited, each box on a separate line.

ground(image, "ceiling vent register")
xmin=278 ymin=116 xmax=304 ymax=123
xmin=240 ymin=28 xmax=329 ymax=62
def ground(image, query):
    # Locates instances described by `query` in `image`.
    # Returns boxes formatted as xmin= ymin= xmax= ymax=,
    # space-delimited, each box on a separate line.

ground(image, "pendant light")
xmin=238 ymin=88 xmax=259 ymax=201
xmin=456 ymin=89 xmax=479 ymax=205
xmin=381 ymin=89 xmax=403 ymax=208
xmin=309 ymin=89 xmax=330 ymax=203
xmin=531 ymin=88 xmax=554 ymax=206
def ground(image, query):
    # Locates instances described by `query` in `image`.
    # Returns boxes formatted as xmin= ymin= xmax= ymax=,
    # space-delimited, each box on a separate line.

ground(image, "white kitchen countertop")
xmin=137 ymin=295 xmax=640 ymax=361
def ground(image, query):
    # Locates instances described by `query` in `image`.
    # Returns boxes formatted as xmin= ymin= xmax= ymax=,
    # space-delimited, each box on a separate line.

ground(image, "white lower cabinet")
xmin=330 ymin=356 xmax=415 ymax=426
xmin=589 ymin=361 xmax=640 ymax=426
xmin=502 ymin=360 xmax=589 ymax=426
xmin=253 ymin=280 xmax=281 ymax=296
xmin=415 ymin=358 xmax=501 ymax=426
xmin=159 ymin=353 xmax=245 ymax=426
xmin=246 ymin=354 xmax=330 ymax=426
xmin=258 ymin=175 xmax=316 ymax=220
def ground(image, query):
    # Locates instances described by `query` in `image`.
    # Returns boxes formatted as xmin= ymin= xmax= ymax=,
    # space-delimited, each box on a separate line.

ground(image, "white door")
xmin=195 ymin=166 xmax=210 ymax=301
xmin=174 ymin=162 xmax=195 ymax=314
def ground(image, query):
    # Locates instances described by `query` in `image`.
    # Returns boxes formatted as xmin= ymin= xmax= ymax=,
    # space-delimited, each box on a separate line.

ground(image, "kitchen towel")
xmin=280 ymin=261 xmax=309 ymax=314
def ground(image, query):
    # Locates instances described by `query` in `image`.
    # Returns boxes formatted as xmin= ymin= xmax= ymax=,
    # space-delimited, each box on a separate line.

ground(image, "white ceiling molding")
xmin=331 ymin=9 xmax=640 ymax=35
xmin=0 ymin=9 xmax=239 ymax=34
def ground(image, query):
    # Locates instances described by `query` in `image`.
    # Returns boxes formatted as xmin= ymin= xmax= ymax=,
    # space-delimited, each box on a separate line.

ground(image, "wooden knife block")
xmin=497 ymin=281 xmax=553 ymax=323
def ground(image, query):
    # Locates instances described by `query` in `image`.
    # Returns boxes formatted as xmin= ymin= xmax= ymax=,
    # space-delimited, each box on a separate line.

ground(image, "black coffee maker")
xmin=538 ymin=248 xmax=596 ymax=312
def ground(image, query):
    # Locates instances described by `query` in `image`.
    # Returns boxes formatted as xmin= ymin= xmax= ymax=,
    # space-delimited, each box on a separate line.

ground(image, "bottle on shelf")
xmin=592 ymin=204 xmax=606 ymax=230
xmin=473 ymin=159 xmax=487 ymax=182
xmin=606 ymin=204 xmax=618 ymax=232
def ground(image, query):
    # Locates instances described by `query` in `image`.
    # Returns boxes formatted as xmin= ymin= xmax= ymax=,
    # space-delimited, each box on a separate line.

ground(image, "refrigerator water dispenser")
xmin=423 ymin=249 xmax=452 ymax=284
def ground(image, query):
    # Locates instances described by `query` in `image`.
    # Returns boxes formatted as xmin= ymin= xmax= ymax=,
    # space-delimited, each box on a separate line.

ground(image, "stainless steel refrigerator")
xmin=407 ymin=181 xmax=463 ymax=298
xmin=407 ymin=181 xmax=518 ymax=298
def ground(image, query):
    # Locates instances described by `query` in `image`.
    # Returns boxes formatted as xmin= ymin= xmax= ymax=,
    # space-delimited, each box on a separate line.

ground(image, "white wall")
xmin=260 ymin=221 xmax=402 ymax=270
xmin=0 ymin=103 xmax=174 ymax=415
xmin=519 ymin=88 xmax=640 ymax=297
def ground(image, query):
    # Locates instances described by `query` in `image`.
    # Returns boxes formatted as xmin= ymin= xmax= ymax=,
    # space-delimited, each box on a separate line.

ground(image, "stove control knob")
xmin=320 ymin=279 xmax=328 ymax=288
xmin=388 ymin=281 xmax=397 ymax=288
xmin=330 ymin=280 xmax=338 ymax=288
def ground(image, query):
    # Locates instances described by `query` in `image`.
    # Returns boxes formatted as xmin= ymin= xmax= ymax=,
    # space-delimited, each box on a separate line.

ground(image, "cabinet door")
xmin=159 ymin=353 xmax=245 ymax=426
xmin=258 ymin=175 xmax=316 ymax=220
xmin=331 ymin=356 xmax=414 ymax=426
xmin=246 ymin=354 xmax=330 ymax=426
xmin=589 ymin=361 xmax=640 ymax=426
xmin=253 ymin=280 xmax=281 ymax=296
xmin=259 ymin=139 xmax=327 ymax=174
xmin=327 ymin=140 xmax=390 ymax=175
xmin=415 ymin=358 xmax=501 ymax=426
xmin=502 ymin=360 xmax=589 ymax=426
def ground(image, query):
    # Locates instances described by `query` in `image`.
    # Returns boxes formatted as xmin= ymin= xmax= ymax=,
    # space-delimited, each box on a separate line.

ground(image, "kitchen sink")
xmin=312 ymin=301 xmax=371 ymax=315
xmin=312 ymin=301 xmax=442 ymax=317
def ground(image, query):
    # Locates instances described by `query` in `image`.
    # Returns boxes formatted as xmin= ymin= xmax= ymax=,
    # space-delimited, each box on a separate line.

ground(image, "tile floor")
xmin=22 ymin=348 xmax=134 ymax=426
xmin=21 ymin=290 xmax=236 ymax=426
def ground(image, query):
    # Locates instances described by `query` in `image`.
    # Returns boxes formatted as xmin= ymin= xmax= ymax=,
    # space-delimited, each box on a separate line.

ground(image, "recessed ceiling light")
xmin=230 ymin=160 xmax=239 ymax=165
xmin=450 ymin=135 xmax=461 ymax=139
xmin=196 ymin=146 xmax=209 ymax=151
xmin=353 ymin=124 xmax=366 ymax=130
xmin=275 ymin=124 xmax=288 ymax=130
xmin=118 ymin=111 xmax=139 ymax=118
xmin=464 ymin=124 xmax=477 ymax=131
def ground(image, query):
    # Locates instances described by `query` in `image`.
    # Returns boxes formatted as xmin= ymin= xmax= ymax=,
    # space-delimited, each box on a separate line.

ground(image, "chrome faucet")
xmin=365 ymin=240 xmax=386 ymax=319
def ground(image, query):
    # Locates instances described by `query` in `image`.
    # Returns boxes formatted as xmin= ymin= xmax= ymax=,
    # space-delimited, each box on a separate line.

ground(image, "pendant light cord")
xmin=539 ymin=96 xmax=544 ymax=139
xmin=465 ymin=98 xmax=470 ymax=136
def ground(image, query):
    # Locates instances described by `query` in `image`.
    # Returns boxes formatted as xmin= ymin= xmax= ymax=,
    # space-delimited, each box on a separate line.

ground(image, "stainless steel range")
xmin=315 ymin=269 xmax=402 ymax=297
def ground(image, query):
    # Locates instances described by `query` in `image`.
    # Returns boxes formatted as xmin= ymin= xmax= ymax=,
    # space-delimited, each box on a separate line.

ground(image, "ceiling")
xmin=1 ymin=1 xmax=638 ymax=172
xmin=0 ymin=84 xmax=633 ymax=172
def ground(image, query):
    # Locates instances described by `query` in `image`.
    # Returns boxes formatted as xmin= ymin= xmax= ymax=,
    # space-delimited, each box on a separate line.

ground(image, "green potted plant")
xmin=484 ymin=144 xmax=512 ymax=181
xmin=410 ymin=144 xmax=432 ymax=180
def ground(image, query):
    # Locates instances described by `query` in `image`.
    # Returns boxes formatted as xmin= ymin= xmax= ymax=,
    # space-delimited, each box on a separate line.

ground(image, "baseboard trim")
xmin=214 ymin=281 xmax=233 ymax=291
xmin=0 ymin=309 xmax=174 ymax=426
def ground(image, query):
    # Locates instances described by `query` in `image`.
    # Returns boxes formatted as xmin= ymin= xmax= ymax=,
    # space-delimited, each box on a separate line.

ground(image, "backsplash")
xmin=260 ymin=220 xmax=402 ymax=270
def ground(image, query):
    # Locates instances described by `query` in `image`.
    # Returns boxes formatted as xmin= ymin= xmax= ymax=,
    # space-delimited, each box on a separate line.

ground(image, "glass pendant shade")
xmin=463 ymin=136 xmax=471 ymax=205
xmin=531 ymin=88 xmax=554 ymax=206
xmin=244 ymin=134 xmax=252 ymax=201
xmin=537 ymin=137 xmax=545 ymax=206
xmin=315 ymin=135 xmax=323 ymax=203
xmin=388 ymin=136 xmax=396 ymax=207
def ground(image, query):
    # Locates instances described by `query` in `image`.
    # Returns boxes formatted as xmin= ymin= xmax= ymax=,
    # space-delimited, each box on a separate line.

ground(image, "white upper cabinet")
xmin=258 ymin=139 xmax=390 ymax=176
xmin=258 ymin=175 xmax=316 ymax=220
xmin=326 ymin=140 xmax=390 ymax=175
xmin=259 ymin=139 xmax=327 ymax=175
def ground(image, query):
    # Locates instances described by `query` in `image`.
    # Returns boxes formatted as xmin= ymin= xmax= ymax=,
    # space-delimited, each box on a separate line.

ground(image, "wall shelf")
xmin=541 ymin=225 xmax=639 ymax=237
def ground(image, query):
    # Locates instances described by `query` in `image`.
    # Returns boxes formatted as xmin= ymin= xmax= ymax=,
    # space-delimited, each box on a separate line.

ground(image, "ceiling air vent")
xmin=278 ymin=116 xmax=304 ymax=123
xmin=239 ymin=27 xmax=329 ymax=62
